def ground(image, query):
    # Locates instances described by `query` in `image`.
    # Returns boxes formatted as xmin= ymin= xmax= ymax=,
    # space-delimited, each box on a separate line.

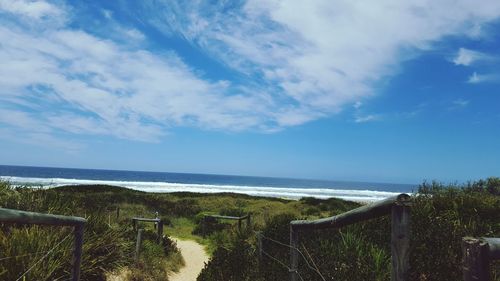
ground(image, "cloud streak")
xmin=2 ymin=0 xmax=500 ymax=147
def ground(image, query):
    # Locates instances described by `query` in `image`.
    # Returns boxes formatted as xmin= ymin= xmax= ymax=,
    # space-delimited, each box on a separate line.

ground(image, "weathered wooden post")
xmin=391 ymin=199 xmax=411 ymax=281
xmin=462 ymin=237 xmax=490 ymax=281
xmin=116 ymin=207 xmax=120 ymax=220
xmin=290 ymin=225 xmax=299 ymax=281
xmin=135 ymin=229 xmax=144 ymax=261
xmin=154 ymin=211 xmax=159 ymax=230
xmin=157 ymin=220 xmax=163 ymax=244
xmin=202 ymin=216 xmax=206 ymax=238
xmin=238 ymin=218 xmax=242 ymax=231
xmin=132 ymin=218 xmax=137 ymax=231
xmin=246 ymin=215 xmax=251 ymax=230
xmin=256 ymin=231 xmax=263 ymax=264
xmin=71 ymin=224 xmax=84 ymax=281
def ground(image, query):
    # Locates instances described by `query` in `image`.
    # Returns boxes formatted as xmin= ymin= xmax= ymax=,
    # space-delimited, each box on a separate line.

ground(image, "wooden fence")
xmin=131 ymin=217 xmax=164 ymax=244
xmin=462 ymin=237 xmax=500 ymax=281
xmin=289 ymin=193 xmax=411 ymax=281
xmin=0 ymin=207 xmax=87 ymax=281
xmin=202 ymin=214 xmax=251 ymax=237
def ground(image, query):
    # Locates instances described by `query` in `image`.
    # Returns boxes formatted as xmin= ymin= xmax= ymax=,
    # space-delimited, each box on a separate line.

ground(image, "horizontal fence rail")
xmin=462 ymin=237 xmax=500 ymax=281
xmin=202 ymin=214 xmax=251 ymax=237
xmin=131 ymin=217 xmax=163 ymax=244
xmin=289 ymin=193 xmax=411 ymax=281
xmin=0 ymin=207 xmax=87 ymax=281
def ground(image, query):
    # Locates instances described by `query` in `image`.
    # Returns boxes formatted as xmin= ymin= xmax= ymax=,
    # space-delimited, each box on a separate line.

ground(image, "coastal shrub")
xmin=198 ymin=179 xmax=500 ymax=281
xmin=410 ymin=181 xmax=500 ymax=281
xmin=0 ymin=185 xmax=132 ymax=281
xmin=192 ymin=215 xmax=231 ymax=237
xmin=197 ymin=231 xmax=259 ymax=281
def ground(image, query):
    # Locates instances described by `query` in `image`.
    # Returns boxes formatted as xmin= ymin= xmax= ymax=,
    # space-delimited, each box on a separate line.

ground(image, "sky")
xmin=0 ymin=0 xmax=500 ymax=184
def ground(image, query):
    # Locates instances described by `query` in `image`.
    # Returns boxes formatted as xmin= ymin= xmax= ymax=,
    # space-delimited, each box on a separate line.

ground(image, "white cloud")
xmin=453 ymin=48 xmax=486 ymax=66
xmin=0 ymin=0 xmax=63 ymax=19
xmin=141 ymin=0 xmax=500 ymax=120
xmin=0 ymin=1 xmax=281 ymax=144
xmin=3 ymin=0 xmax=500 ymax=146
xmin=354 ymin=114 xmax=380 ymax=123
xmin=467 ymin=72 xmax=500 ymax=84
xmin=452 ymin=99 xmax=469 ymax=108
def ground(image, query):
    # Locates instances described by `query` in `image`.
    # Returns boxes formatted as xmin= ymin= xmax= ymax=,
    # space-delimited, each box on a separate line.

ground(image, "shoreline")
xmin=2 ymin=175 xmax=405 ymax=203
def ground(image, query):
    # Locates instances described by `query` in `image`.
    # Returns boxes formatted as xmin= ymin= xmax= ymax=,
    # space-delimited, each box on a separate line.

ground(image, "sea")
xmin=0 ymin=165 xmax=416 ymax=202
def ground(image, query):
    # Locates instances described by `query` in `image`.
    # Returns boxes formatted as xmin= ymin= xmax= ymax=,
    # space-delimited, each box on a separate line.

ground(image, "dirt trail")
xmin=169 ymin=239 xmax=209 ymax=281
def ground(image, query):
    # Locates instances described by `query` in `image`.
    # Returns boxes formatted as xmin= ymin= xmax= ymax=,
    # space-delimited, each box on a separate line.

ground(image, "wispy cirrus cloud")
xmin=354 ymin=115 xmax=380 ymax=123
xmin=467 ymin=72 xmax=500 ymax=84
xmin=2 ymin=0 xmax=500 ymax=149
xmin=0 ymin=0 xmax=282 ymax=146
xmin=453 ymin=48 xmax=490 ymax=66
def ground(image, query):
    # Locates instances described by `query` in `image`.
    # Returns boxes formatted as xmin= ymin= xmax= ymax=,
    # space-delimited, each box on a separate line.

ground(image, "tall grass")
xmin=197 ymin=179 xmax=500 ymax=281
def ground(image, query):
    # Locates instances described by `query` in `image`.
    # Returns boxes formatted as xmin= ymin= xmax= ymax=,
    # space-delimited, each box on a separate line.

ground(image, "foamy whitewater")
xmin=1 ymin=176 xmax=404 ymax=202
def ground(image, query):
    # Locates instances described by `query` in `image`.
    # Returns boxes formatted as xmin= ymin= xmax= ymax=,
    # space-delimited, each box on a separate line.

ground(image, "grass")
xmin=4 ymin=179 xmax=496 ymax=281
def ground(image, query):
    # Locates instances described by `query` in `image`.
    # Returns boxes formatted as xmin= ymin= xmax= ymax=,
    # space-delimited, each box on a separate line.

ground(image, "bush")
xmin=197 ymin=180 xmax=500 ymax=281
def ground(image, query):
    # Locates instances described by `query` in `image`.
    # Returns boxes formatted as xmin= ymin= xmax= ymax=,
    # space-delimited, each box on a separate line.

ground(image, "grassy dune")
xmin=1 ymin=179 xmax=498 ymax=281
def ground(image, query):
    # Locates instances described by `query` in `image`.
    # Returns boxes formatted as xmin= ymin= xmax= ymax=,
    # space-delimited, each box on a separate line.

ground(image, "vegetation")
xmin=198 ymin=178 xmax=500 ymax=281
xmin=1 ymin=178 xmax=499 ymax=280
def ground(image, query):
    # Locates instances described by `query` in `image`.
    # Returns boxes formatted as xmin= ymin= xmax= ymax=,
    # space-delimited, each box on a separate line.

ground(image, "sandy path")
xmin=169 ymin=239 xmax=210 ymax=281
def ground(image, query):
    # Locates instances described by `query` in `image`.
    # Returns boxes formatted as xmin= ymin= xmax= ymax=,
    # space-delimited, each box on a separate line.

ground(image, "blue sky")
xmin=0 ymin=0 xmax=500 ymax=184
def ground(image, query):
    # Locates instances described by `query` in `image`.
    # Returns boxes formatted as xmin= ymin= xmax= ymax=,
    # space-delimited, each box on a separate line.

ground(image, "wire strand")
xmin=0 ymin=249 xmax=71 ymax=262
xmin=300 ymin=242 xmax=326 ymax=281
xmin=261 ymin=249 xmax=305 ymax=281
xmin=259 ymin=233 xmax=326 ymax=281
xmin=15 ymin=233 xmax=72 ymax=281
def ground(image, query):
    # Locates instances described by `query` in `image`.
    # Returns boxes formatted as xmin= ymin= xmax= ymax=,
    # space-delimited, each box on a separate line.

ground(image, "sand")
xmin=169 ymin=239 xmax=210 ymax=281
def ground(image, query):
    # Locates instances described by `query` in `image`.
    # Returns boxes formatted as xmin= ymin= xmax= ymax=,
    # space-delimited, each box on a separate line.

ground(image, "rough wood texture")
xmin=72 ymin=224 xmax=84 ymax=281
xmin=391 ymin=204 xmax=411 ymax=281
xmin=131 ymin=217 xmax=161 ymax=223
xmin=246 ymin=215 xmax=251 ymax=230
xmin=290 ymin=226 xmax=299 ymax=281
xmin=256 ymin=231 xmax=263 ymax=263
xmin=0 ymin=207 xmax=86 ymax=226
xmin=463 ymin=237 xmax=490 ymax=281
xmin=131 ymin=217 xmax=163 ymax=244
xmin=157 ymin=221 xmax=164 ymax=244
xmin=135 ymin=229 xmax=144 ymax=261
xmin=205 ymin=214 xmax=249 ymax=220
xmin=291 ymin=194 xmax=410 ymax=230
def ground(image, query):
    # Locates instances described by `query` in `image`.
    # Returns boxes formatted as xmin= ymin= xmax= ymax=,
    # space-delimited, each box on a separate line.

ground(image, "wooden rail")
xmin=0 ymin=207 xmax=87 ymax=281
xmin=202 ymin=214 xmax=251 ymax=237
xmin=289 ymin=193 xmax=411 ymax=281
xmin=131 ymin=217 xmax=163 ymax=244
xmin=462 ymin=237 xmax=500 ymax=281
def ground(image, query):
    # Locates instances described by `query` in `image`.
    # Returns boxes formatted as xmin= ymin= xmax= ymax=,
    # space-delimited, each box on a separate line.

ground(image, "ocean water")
xmin=0 ymin=165 xmax=416 ymax=202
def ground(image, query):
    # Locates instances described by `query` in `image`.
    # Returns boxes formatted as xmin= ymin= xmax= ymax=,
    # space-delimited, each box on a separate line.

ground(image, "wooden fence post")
xmin=154 ymin=211 xmax=159 ymax=230
xmin=391 ymin=203 xmax=411 ymax=281
xmin=462 ymin=237 xmax=490 ymax=281
xmin=157 ymin=220 xmax=163 ymax=244
xmin=135 ymin=229 xmax=144 ymax=261
xmin=247 ymin=215 xmax=251 ymax=230
xmin=132 ymin=219 xmax=137 ymax=231
xmin=238 ymin=218 xmax=242 ymax=231
xmin=256 ymin=231 xmax=263 ymax=264
xmin=202 ymin=216 xmax=206 ymax=238
xmin=116 ymin=207 xmax=120 ymax=220
xmin=71 ymin=224 xmax=84 ymax=281
xmin=290 ymin=225 xmax=299 ymax=281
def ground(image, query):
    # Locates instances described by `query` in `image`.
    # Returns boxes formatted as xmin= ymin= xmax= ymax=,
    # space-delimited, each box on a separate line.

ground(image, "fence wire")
xmin=260 ymin=249 xmax=305 ymax=281
xmin=0 ymin=248 xmax=71 ymax=262
xmin=14 ymin=233 xmax=73 ymax=281
xmin=258 ymin=232 xmax=326 ymax=281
